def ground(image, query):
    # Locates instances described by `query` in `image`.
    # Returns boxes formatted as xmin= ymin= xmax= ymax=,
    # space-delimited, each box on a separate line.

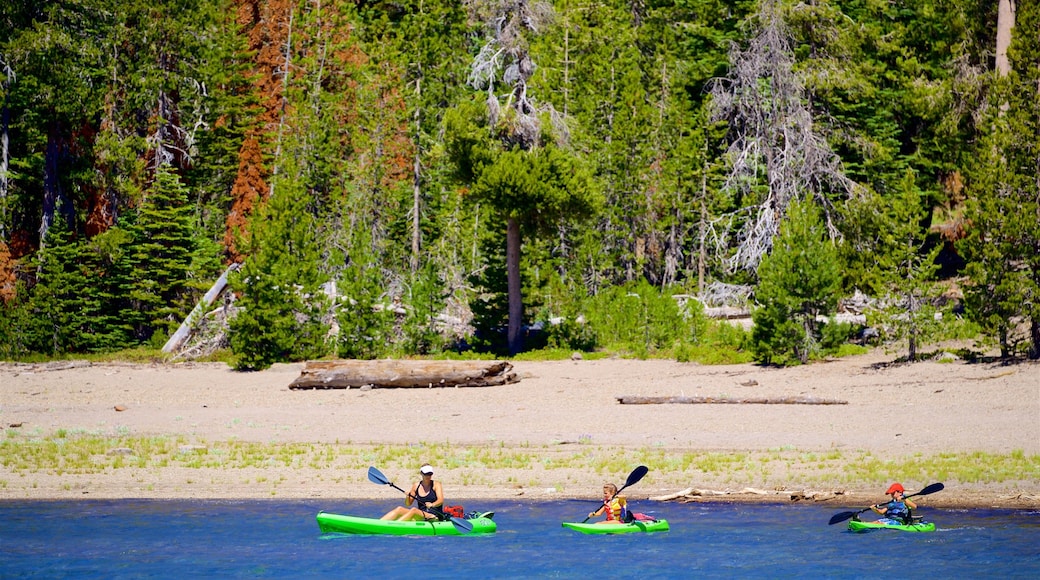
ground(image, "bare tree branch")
xmin=708 ymin=1 xmax=859 ymax=273
xmin=465 ymin=0 xmax=565 ymax=149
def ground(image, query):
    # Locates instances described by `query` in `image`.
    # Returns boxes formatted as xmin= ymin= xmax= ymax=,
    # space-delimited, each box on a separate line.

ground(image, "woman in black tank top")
xmin=380 ymin=464 xmax=444 ymax=521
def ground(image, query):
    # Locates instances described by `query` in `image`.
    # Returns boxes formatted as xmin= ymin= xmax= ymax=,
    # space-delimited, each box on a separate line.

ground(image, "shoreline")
xmin=2 ymin=353 xmax=1038 ymax=509
xmin=0 ymin=473 xmax=1035 ymax=511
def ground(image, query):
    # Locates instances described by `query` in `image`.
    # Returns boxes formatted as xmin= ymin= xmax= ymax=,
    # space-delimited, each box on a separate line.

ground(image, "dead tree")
xmin=708 ymin=0 xmax=858 ymax=272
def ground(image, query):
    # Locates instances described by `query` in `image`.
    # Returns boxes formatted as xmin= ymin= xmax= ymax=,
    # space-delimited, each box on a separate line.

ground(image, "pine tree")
xmin=446 ymin=103 xmax=601 ymax=355
xmin=960 ymin=2 xmax=1040 ymax=359
xmin=751 ymin=199 xmax=841 ymax=365
xmin=335 ymin=230 xmax=393 ymax=360
xmin=398 ymin=261 xmax=448 ymax=355
xmin=122 ymin=165 xmax=198 ymax=345
xmin=448 ymin=0 xmax=603 ymax=354
xmin=873 ymin=170 xmax=944 ymax=361
xmin=21 ymin=217 xmax=100 ymax=353
xmin=185 ymin=0 xmax=259 ymax=242
xmin=228 ymin=150 xmax=331 ymax=370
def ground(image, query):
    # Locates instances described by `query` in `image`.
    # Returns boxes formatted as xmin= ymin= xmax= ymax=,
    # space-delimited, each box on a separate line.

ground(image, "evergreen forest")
xmin=1 ymin=0 xmax=1037 ymax=368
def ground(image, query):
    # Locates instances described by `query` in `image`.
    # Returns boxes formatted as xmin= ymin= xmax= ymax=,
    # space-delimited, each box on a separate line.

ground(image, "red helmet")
xmin=886 ymin=482 xmax=905 ymax=495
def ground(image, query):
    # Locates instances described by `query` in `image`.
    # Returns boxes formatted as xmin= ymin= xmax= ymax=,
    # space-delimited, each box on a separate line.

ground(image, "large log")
xmin=288 ymin=360 xmax=518 ymax=389
xmin=616 ymin=395 xmax=847 ymax=405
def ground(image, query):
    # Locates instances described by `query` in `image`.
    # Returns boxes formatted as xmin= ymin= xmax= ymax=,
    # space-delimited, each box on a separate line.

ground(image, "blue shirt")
xmin=884 ymin=500 xmax=910 ymax=522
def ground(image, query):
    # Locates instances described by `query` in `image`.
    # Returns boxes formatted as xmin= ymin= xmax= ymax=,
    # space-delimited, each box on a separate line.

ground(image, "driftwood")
xmin=651 ymin=487 xmax=846 ymax=503
xmin=651 ymin=487 xmax=772 ymax=501
xmin=289 ymin=359 xmax=518 ymax=390
xmin=616 ymin=395 xmax=847 ymax=405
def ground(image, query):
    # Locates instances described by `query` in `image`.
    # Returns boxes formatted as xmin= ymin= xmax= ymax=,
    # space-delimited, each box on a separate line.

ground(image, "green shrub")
xmin=542 ymin=317 xmax=598 ymax=352
xmin=583 ymin=281 xmax=705 ymax=356
xmin=820 ymin=321 xmax=859 ymax=353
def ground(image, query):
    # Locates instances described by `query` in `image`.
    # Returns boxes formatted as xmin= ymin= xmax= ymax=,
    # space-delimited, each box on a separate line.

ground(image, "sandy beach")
xmin=2 ymin=350 xmax=1038 ymax=509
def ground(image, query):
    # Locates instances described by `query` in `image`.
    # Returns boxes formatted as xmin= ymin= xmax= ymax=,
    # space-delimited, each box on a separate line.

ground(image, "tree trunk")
xmin=1029 ymin=318 xmax=1039 ymax=360
xmin=698 ymin=169 xmax=707 ymax=295
xmin=506 ymin=215 xmax=524 ymax=355
xmin=799 ymin=316 xmax=811 ymax=364
xmin=270 ymin=6 xmax=295 ymax=197
xmin=911 ymin=295 xmax=919 ymax=363
xmin=411 ymin=74 xmax=422 ymax=273
xmin=996 ymin=0 xmax=1016 ymax=77
xmin=0 ymin=62 xmax=10 ymax=239
xmin=40 ymin=120 xmax=72 ymax=244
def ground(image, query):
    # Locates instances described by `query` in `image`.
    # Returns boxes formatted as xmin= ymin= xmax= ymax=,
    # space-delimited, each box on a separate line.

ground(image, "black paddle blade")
xmin=367 ymin=466 xmax=390 ymax=486
xmin=450 ymin=517 xmax=474 ymax=534
xmin=828 ymin=511 xmax=858 ymax=525
xmin=623 ymin=465 xmax=649 ymax=490
xmin=914 ymin=482 xmax=944 ymax=497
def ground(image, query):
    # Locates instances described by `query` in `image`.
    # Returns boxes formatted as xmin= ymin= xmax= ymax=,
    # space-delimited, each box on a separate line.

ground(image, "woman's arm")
xmin=405 ymin=482 xmax=417 ymax=506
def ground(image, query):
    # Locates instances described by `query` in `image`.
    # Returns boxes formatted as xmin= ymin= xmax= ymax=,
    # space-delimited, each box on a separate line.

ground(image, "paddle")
xmin=367 ymin=466 xmax=474 ymax=534
xmin=827 ymin=482 xmax=945 ymax=525
xmin=581 ymin=465 xmax=650 ymax=523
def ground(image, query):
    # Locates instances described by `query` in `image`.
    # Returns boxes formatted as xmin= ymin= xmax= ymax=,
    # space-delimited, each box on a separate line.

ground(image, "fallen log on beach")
xmin=289 ymin=359 xmax=518 ymax=389
xmin=616 ymin=395 xmax=847 ymax=405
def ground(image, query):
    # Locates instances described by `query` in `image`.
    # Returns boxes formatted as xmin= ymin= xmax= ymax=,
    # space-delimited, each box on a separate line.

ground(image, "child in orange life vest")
xmin=589 ymin=483 xmax=627 ymax=524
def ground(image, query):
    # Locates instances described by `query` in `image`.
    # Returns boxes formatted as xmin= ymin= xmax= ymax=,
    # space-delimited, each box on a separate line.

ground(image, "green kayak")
xmin=562 ymin=519 xmax=670 ymax=534
xmin=316 ymin=511 xmax=497 ymax=536
xmin=848 ymin=519 xmax=936 ymax=533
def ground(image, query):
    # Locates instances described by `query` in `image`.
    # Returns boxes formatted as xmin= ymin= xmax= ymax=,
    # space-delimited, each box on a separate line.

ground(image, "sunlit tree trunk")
xmin=411 ymin=73 xmax=422 ymax=273
xmin=996 ymin=0 xmax=1016 ymax=77
xmin=270 ymin=5 xmax=294 ymax=197
xmin=0 ymin=61 xmax=10 ymax=239
xmin=506 ymin=216 xmax=523 ymax=355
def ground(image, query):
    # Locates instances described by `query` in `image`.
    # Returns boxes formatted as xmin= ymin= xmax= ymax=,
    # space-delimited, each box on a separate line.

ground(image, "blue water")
xmin=1 ymin=499 xmax=1037 ymax=578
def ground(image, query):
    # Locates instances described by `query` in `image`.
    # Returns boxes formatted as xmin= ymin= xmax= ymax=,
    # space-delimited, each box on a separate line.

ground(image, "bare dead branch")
xmin=465 ymin=0 xmax=566 ymax=149
xmin=708 ymin=0 xmax=859 ymax=272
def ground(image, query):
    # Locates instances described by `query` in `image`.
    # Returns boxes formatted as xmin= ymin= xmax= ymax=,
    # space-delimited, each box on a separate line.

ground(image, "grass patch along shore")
xmin=2 ymin=432 xmax=1037 ymax=507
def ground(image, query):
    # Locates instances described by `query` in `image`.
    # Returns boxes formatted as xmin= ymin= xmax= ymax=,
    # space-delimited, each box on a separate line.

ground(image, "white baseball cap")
xmin=420 ymin=465 xmax=434 ymax=475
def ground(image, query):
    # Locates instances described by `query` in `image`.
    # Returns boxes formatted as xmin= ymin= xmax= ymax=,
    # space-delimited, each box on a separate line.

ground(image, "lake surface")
xmin=1 ymin=499 xmax=1037 ymax=578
